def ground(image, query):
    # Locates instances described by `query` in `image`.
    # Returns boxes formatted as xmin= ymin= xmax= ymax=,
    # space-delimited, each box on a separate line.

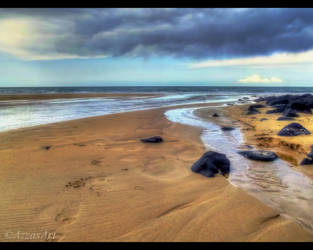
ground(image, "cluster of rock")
xmin=255 ymin=94 xmax=313 ymax=119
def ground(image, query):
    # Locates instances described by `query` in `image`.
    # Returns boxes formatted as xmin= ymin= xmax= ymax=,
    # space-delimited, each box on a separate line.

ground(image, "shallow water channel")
xmin=165 ymin=106 xmax=313 ymax=233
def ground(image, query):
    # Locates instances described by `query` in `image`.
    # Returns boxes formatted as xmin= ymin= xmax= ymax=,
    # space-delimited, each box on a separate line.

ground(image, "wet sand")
xmin=0 ymin=98 xmax=313 ymax=241
xmin=224 ymin=104 xmax=313 ymax=180
xmin=0 ymin=93 xmax=159 ymax=101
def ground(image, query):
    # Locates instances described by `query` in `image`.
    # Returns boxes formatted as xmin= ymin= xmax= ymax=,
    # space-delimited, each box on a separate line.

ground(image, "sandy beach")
xmin=224 ymin=104 xmax=313 ymax=179
xmin=1 ymin=95 xmax=313 ymax=242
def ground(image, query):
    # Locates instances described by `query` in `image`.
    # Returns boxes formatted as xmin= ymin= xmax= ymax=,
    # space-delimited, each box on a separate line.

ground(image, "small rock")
xmin=141 ymin=136 xmax=163 ymax=143
xmin=238 ymin=150 xmax=278 ymax=161
xmin=212 ymin=113 xmax=219 ymax=117
xmin=221 ymin=126 xmax=235 ymax=131
xmin=277 ymin=117 xmax=294 ymax=121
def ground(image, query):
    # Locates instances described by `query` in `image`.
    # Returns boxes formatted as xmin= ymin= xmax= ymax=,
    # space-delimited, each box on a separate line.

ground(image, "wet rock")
xmin=221 ymin=126 xmax=235 ymax=131
xmin=277 ymin=117 xmax=295 ymax=121
xmin=238 ymin=150 xmax=278 ymax=162
xmin=212 ymin=113 xmax=219 ymax=117
xmin=278 ymin=123 xmax=310 ymax=136
xmin=141 ymin=136 xmax=163 ymax=143
xmin=191 ymin=151 xmax=230 ymax=177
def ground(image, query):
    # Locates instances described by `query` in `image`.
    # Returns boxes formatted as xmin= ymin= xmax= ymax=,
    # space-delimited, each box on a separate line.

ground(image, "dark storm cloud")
xmin=1 ymin=8 xmax=313 ymax=60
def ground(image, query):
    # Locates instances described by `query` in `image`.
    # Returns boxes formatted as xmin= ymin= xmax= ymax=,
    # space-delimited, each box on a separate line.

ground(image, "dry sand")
xmin=0 ymin=100 xmax=313 ymax=241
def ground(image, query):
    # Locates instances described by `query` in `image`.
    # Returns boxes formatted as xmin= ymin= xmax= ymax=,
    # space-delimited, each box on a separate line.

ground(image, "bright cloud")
xmin=0 ymin=18 xmax=107 ymax=60
xmin=189 ymin=50 xmax=313 ymax=68
xmin=238 ymin=74 xmax=283 ymax=83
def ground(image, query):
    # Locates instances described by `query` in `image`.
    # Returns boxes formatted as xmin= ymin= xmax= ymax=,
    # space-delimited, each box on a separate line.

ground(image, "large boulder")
xmin=278 ymin=123 xmax=310 ymax=136
xmin=191 ymin=151 xmax=230 ymax=177
xmin=141 ymin=136 xmax=163 ymax=143
xmin=238 ymin=150 xmax=278 ymax=161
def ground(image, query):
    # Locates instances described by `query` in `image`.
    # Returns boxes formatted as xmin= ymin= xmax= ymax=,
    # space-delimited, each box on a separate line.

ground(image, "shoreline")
xmin=1 ymin=98 xmax=313 ymax=241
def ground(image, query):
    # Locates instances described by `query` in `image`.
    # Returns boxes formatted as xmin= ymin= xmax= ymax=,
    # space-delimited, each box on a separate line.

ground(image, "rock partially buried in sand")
xmin=277 ymin=123 xmax=310 ymax=136
xmin=140 ymin=136 xmax=163 ymax=143
xmin=238 ymin=150 xmax=278 ymax=162
xmin=277 ymin=117 xmax=295 ymax=121
xmin=300 ymin=145 xmax=313 ymax=165
xmin=191 ymin=151 xmax=230 ymax=177
xmin=212 ymin=113 xmax=219 ymax=117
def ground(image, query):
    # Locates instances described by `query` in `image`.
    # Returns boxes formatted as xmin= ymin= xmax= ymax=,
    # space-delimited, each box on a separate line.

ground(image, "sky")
xmin=1 ymin=8 xmax=313 ymax=87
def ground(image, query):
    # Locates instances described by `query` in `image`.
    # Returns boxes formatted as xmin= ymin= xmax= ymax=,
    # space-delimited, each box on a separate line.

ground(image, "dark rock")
xmin=212 ymin=113 xmax=219 ymax=117
xmin=221 ymin=126 xmax=235 ymax=131
xmin=266 ymin=104 xmax=287 ymax=114
xmin=246 ymin=110 xmax=260 ymax=115
xmin=246 ymin=104 xmax=264 ymax=115
xmin=260 ymin=118 xmax=268 ymax=121
xmin=266 ymin=95 xmax=292 ymax=106
xmin=238 ymin=150 xmax=278 ymax=162
xmin=191 ymin=151 xmax=230 ymax=177
xmin=282 ymin=108 xmax=299 ymax=117
xmin=242 ymin=97 xmax=249 ymax=100
xmin=289 ymin=99 xmax=313 ymax=114
xmin=278 ymin=123 xmax=310 ymax=136
xmin=249 ymin=104 xmax=265 ymax=109
xmin=141 ymin=136 xmax=163 ymax=143
xmin=277 ymin=117 xmax=295 ymax=121
xmin=254 ymin=97 xmax=266 ymax=102
xmin=43 ymin=146 xmax=51 ymax=150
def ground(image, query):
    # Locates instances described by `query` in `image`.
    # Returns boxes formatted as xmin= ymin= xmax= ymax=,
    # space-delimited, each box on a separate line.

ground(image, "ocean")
xmin=0 ymin=86 xmax=312 ymax=132
xmin=1 ymin=86 xmax=313 ymax=95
